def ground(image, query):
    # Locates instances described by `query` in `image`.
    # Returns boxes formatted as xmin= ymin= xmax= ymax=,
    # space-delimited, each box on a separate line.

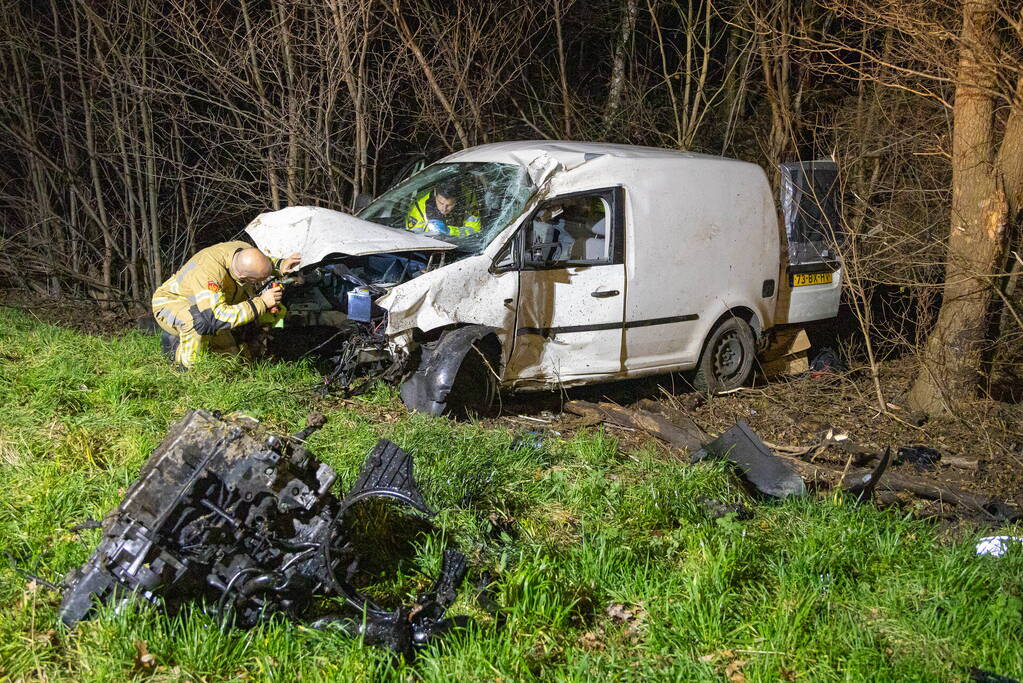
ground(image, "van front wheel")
xmin=445 ymin=342 xmax=500 ymax=418
xmin=692 ymin=317 xmax=755 ymax=394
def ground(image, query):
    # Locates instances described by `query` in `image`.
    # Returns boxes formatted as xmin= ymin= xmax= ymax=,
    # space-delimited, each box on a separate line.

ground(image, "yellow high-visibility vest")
xmin=405 ymin=191 xmax=481 ymax=236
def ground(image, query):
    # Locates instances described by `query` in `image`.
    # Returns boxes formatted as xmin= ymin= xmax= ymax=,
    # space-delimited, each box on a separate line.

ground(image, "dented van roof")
xmin=442 ymin=140 xmax=756 ymax=169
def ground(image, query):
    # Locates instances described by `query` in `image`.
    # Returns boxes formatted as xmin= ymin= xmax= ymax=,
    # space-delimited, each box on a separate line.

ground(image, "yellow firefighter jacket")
xmin=152 ymin=242 xmax=284 ymax=366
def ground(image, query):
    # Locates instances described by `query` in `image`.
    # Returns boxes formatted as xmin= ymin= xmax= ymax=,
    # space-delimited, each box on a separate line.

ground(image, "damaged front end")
xmin=245 ymin=157 xmax=543 ymax=413
xmin=59 ymin=410 xmax=470 ymax=658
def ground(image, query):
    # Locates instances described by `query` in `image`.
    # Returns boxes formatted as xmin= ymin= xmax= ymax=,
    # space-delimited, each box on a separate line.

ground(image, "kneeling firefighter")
xmin=151 ymin=242 xmax=301 ymax=368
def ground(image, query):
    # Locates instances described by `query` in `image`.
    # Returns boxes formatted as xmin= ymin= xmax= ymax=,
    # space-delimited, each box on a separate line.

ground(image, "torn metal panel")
xmin=693 ymin=421 xmax=806 ymax=498
xmin=378 ymin=257 xmax=515 ymax=332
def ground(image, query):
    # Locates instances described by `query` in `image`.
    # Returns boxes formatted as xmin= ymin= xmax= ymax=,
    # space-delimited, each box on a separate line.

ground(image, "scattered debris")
xmin=510 ymin=431 xmax=549 ymax=452
xmin=773 ymin=452 xmax=1021 ymax=521
xmin=808 ymin=347 xmax=844 ymax=377
xmin=699 ymin=497 xmax=754 ymax=521
xmin=59 ymin=410 xmax=471 ymax=659
xmin=562 ymin=401 xmax=1016 ymax=523
xmin=896 ymin=445 xmax=942 ymax=471
xmin=868 ymin=475 xmax=1020 ymax=522
xmin=975 ymin=536 xmax=1023 ymax=557
xmin=692 ymin=421 xmax=806 ymax=498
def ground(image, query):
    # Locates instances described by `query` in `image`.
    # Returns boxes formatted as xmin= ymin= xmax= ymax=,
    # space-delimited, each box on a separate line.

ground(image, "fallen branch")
xmin=941 ymin=456 xmax=980 ymax=470
xmin=770 ymin=452 xmax=1018 ymax=520
xmin=564 ymin=400 xmax=704 ymax=450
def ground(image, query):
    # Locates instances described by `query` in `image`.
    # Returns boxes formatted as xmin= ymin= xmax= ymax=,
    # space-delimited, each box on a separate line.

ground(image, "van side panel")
xmin=621 ymin=159 xmax=779 ymax=371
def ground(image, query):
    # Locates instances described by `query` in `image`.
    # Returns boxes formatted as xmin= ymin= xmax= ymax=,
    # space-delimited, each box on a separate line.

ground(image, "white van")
xmin=247 ymin=141 xmax=841 ymax=415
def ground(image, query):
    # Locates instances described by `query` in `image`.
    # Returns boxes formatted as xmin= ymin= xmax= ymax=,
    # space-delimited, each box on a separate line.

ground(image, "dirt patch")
xmin=0 ymin=289 xmax=144 ymax=337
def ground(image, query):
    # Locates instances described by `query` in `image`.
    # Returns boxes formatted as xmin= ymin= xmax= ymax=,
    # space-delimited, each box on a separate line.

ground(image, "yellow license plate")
xmin=792 ymin=271 xmax=833 ymax=287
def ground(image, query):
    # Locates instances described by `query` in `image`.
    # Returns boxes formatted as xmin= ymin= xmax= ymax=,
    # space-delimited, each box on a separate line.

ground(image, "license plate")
xmin=792 ymin=271 xmax=833 ymax=287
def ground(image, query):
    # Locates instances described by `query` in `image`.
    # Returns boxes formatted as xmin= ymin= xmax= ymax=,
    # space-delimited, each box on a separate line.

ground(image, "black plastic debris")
xmin=808 ymin=347 xmax=844 ymax=377
xmin=970 ymin=667 xmax=1021 ymax=683
xmin=844 ymin=447 xmax=892 ymax=502
xmin=58 ymin=410 xmax=470 ymax=659
xmin=896 ymin=445 xmax=942 ymax=471
xmin=692 ymin=421 xmax=806 ymax=498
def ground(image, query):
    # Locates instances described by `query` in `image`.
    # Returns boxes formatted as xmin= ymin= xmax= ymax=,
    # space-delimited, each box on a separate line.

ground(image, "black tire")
xmin=692 ymin=317 xmax=756 ymax=395
xmin=445 ymin=342 xmax=500 ymax=418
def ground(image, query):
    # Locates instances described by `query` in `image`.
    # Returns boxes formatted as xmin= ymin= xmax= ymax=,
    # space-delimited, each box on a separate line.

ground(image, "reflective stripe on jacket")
xmin=151 ymin=241 xmax=273 ymax=336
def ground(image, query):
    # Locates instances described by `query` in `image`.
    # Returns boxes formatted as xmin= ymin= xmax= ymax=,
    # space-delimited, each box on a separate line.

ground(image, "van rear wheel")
xmin=692 ymin=317 xmax=755 ymax=394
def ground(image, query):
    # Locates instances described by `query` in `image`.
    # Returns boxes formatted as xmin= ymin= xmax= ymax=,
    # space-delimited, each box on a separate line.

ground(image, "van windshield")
xmin=358 ymin=162 xmax=535 ymax=256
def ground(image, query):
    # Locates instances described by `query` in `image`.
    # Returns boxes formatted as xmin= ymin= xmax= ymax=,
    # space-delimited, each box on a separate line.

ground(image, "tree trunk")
xmin=554 ymin=0 xmax=573 ymax=138
xmin=906 ymin=0 xmax=1013 ymax=414
xmin=604 ymin=0 xmax=639 ymax=134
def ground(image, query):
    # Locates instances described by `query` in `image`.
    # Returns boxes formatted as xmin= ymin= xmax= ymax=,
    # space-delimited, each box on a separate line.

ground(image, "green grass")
xmin=0 ymin=306 xmax=1020 ymax=681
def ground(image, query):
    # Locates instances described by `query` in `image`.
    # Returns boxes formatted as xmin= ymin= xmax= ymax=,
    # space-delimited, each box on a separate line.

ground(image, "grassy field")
xmin=0 ymin=307 xmax=1020 ymax=681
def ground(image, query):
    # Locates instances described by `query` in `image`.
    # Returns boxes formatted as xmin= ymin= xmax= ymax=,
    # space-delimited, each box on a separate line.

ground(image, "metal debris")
xmin=59 ymin=410 xmax=470 ymax=658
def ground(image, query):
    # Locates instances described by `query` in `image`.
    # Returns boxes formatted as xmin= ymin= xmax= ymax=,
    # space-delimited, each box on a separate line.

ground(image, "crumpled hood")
xmin=245 ymin=206 xmax=455 ymax=266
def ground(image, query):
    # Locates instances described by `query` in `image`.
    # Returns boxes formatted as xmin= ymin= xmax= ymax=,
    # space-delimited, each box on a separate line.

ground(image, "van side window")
xmin=524 ymin=191 xmax=618 ymax=268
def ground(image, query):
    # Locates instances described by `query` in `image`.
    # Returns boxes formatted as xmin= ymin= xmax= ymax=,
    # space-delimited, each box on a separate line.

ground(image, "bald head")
xmin=232 ymin=247 xmax=273 ymax=283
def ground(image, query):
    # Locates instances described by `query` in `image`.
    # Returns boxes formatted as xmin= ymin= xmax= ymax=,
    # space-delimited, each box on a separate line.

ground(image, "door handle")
xmin=591 ymin=289 xmax=620 ymax=298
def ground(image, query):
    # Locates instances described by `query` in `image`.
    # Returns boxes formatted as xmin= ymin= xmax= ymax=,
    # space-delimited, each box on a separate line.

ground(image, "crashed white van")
xmin=247 ymin=141 xmax=841 ymax=415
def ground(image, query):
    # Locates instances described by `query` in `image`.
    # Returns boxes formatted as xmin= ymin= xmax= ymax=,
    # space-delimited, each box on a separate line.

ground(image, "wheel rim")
xmin=712 ymin=330 xmax=745 ymax=383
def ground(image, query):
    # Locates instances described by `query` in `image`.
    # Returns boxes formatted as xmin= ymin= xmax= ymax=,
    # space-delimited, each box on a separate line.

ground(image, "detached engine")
xmin=59 ymin=409 xmax=468 ymax=657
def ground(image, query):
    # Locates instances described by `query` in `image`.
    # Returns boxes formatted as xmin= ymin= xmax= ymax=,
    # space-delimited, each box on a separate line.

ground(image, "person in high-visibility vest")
xmin=151 ymin=243 xmax=301 ymax=368
xmin=405 ymin=178 xmax=481 ymax=237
